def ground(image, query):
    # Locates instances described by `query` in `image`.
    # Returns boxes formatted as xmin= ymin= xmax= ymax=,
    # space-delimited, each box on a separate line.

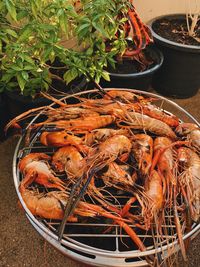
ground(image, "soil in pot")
xmin=152 ymin=17 xmax=200 ymax=46
xmin=150 ymin=15 xmax=200 ymax=99
xmin=106 ymin=49 xmax=155 ymax=75
xmin=153 ymin=18 xmax=200 ymax=46
xmin=100 ymin=45 xmax=163 ymax=90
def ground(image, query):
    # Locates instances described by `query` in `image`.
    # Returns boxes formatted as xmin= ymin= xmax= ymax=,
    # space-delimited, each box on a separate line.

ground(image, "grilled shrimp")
xmin=96 ymin=135 xmax=132 ymax=160
xmin=141 ymin=170 xmax=163 ymax=229
xmin=176 ymin=123 xmax=200 ymax=152
xmin=86 ymin=135 xmax=132 ymax=176
xmin=102 ymin=162 xmax=135 ymax=190
xmin=40 ymin=130 xmax=83 ymax=147
xmin=132 ymin=134 xmax=153 ymax=176
xmin=33 ymin=115 xmax=115 ymax=132
xmin=20 ymin=190 xmax=76 ymax=220
xmin=45 ymin=106 xmax=99 ymax=120
xmin=19 ymin=153 xmax=66 ymax=191
xmin=123 ymin=112 xmax=176 ymax=139
xmin=153 ymin=137 xmax=175 ymax=205
xmin=84 ymin=128 xmax=128 ymax=146
xmin=52 ymin=145 xmax=86 ymax=179
xmin=177 ymin=147 xmax=200 ymax=221
xmin=20 ymin=189 xmax=129 ymax=222
xmin=103 ymin=90 xmax=146 ymax=103
xmin=19 ymin=153 xmax=51 ymax=171
xmin=134 ymin=103 xmax=180 ymax=127
xmin=145 ymin=170 xmax=163 ymax=212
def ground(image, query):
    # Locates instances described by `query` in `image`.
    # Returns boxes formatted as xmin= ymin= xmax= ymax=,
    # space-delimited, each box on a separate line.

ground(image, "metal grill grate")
xmin=13 ymin=89 xmax=200 ymax=267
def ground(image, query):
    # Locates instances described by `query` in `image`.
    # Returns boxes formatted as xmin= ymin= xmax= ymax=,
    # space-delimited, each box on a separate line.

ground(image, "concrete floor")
xmin=0 ymin=89 xmax=200 ymax=267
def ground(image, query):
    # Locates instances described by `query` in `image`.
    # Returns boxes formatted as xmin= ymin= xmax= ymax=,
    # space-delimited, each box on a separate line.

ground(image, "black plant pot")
xmin=100 ymin=45 xmax=163 ymax=91
xmin=149 ymin=14 xmax=200 ymax=98
xmin=4 ymin=75 xmax=91 ymax=123
xmin=4 ymin=91 xmax=52 ymax=121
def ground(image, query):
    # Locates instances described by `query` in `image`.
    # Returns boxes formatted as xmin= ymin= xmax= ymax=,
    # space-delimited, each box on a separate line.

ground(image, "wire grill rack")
xmin=13 ymin=89 xmax=200 ymax=267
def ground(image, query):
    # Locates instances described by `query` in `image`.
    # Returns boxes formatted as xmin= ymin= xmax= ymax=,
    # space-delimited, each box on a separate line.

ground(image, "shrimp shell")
xmin=132 ymin=134 xmax=153 ymax=176
xmin=126 ymin=112 xmax=176 ymax=139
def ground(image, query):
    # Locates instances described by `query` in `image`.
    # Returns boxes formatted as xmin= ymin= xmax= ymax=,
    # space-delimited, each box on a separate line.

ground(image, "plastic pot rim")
xmin=148 ymin=14 xmax=200 ymax=53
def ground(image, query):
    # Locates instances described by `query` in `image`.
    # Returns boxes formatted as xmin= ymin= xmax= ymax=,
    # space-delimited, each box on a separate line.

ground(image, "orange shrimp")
xmin=52 ymin=146 xmax=86 ymax=178
xmin=20 ymin=190 xmax=77 ymax=221
xmin=45 ymin=106 xmax=99 ymax=120
xmin=19 ymin=153 xmax=50 ymax=171
xmin=103 ymin=90 xmax=146 ymax=102
xmin=177 ymin=147 xmax=200 ymax=222
xmin=153 ymin=137 xmax=175 ymax=206
xmin=84 ymin=128 xmax=128 ymax=146
xmin=19 ymin=153 xmax=66 ymax=191
xmin=40 ymin=131 xmax=83 ymax=147
xmin=33 ymin=115 xmax=115 ymax=132
xmin=133 ymin=103 xmax=180 ymax=127
xmin=20 ymin=189 xmax=131 ymax=223
xmin=86 ymin=135 xmax=132 ymax=180
xmin=96 ymin=134 xmax=132 ymax=161
xmin=132 ymin=134 xmax=153 ymax=176
xmin=145 ymin=170 xmax=163 ymax=212
xmin=102 ymin=162 xmax=136 ymax=190
xmin=176 ymin=123 xmax=200 ymax=152
xmin=123 ymin=111 xmax=176 ymax=139
xmin=141 ymin=170 xmax=163 ymax=229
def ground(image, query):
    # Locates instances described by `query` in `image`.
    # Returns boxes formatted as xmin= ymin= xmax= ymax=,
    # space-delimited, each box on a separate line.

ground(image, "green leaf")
xmin=42 ymin=47 xmax=52 ymax=61
xmin=17 ymin=10 xmax=29 ymax=21
xmin=101 ymin=71 xmax=110 ymax=81
xmin=18 ymin=25 xmax=33 ymax=42
xmin=92 ymin=21 xmax=109 ymax=38
xmin=21 ymin=71 xmax=29 ymax=81
xmin=31 ymin=1 xmax=38 ymax=18
xmin=5 ymin=29 xmax=18 ymax=38
xmin=59 ymin=11 xmax=68 ymax=33
xmin=77 ymin=23 xmax=91 ymax=34
xmin=23 ymin=55 xmax=35 ymax=65
xmin=49 ymin=50 xmax=55 ymax=63
xmin=10 ymin=64 xmax=22 ymax=71
xmin=23 ymin=64 xmax=35 ymax=71
xmin=85 ymin=47 xmax=93 ymax=56
xmin=42 ymin=80 xmax=49 ymax=90
xmin=1 ymin=73 xmax=14 ymax=82
xmin=17 ymin=73 xmax=26 ymax=92
xmin=5 ymin=0 xmax=17 ymax=21
xmin=63 ymin=68 xmax=78 ymax=84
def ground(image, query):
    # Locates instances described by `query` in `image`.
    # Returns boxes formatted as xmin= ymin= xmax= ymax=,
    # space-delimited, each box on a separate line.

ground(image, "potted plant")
xmin=99 ymin=3 xmax=163 ymax=90
xmin=149 ymin=0 xmax=200 ymax=98
xmin=0 ymin=0 xmax=163 ymax=132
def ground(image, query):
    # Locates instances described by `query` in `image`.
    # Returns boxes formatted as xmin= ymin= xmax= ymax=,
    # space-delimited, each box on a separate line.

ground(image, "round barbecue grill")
xmin=13 ymin=89 xmax=200 ymax=267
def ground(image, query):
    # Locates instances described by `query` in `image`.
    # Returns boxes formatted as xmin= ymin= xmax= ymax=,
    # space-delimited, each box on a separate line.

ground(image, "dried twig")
xmin=186 ymin=0 xmax=200 ymax=41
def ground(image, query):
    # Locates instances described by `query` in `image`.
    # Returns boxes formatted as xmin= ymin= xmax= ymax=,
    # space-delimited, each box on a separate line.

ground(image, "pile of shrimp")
xmin=13 ymin=89 xmax=200 ymax=265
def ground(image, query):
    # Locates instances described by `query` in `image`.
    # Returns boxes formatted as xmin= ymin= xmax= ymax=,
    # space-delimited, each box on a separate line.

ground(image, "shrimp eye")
xmin=143 ymin=160 xmax=148 ymax=168
xmin=146 ymin=145 xmax=151 ymax=152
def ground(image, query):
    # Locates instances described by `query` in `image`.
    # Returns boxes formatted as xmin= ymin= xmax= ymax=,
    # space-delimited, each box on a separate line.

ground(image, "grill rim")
xmin=13 ymin=88 xmax=200 ymax=264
